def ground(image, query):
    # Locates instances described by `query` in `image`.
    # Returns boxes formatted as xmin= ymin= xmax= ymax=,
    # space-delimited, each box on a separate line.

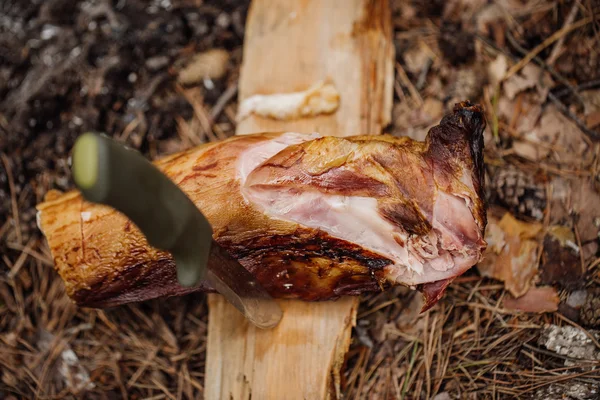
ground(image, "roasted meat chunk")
xmin=37 ymin=102 xmax=487 ymax=309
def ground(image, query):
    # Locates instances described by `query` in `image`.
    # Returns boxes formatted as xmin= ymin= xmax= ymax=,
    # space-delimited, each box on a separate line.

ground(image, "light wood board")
xmin=205 ymin=0 xmax=393 ymax=399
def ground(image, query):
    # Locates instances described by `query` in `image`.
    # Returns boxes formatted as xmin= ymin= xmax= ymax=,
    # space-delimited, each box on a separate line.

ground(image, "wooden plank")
xmin=205 ymin=1 xmax=393 ymax=399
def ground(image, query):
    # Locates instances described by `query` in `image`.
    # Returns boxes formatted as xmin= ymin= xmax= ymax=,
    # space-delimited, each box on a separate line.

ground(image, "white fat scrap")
xmin=36 ymin=210 xmax=43 ymax=231
xmin=237 ymin=81 xmax=340 ymax=121
xmin=81 ymin=211 xmax=92 ymax=222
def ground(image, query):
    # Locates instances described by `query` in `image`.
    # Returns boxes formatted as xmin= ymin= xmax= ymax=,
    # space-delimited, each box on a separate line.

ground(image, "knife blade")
xmin=71 ymin=132 xmax=282 ymax=329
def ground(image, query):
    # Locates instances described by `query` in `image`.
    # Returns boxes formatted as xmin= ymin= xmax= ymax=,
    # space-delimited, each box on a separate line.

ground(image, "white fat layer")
xmin=237 ymin=81 xmax=340 ymax=121
xmin=245 ymin=188 xmax=410 ymax=265
xmin=238 ymin=133 xmax=481 ymax=286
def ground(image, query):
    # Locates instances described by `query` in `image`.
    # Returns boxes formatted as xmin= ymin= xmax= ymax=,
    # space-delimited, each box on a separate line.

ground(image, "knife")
xmin=71 ymin=132 xmax=283 ymax=329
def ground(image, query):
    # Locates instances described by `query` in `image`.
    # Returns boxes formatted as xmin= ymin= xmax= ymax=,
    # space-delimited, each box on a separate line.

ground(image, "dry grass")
xmin=2 ymin=0 xmax=600 ymax=399
xmin=344 ymin=279 xmax=600 ymax=399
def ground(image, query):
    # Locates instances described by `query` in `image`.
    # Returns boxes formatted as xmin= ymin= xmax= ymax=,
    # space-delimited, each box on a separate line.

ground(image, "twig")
xmin=1 ymin=153 xmax=21 ymax=243
xmin=555 ymin=313 xmax=600 ymax=350
xmin=553 ymin=79 xmax=600 ymax=98
xmin=547 ymin=1 xmax=580 ymax=65
xmin=505 ymin=29 xmax=585 ymax=107
xmin=127 ymin=347 xmax=159 ymax=388
xmin=513 ymin=370 xmax=600 ymax=396
xmin=588 ymin=256 xmax=600 ymax=272
xmin=1 ymin=41 xmax=89 ymax=113
xmin=175 ymin=116 xmax=201 ymax=146
xmin=504 ymin=14 xmax=598 ymax=80
xmin=547 ymin=91 xmax=600 ymax=140
xmin=7 ymin=238 xmax=37 ymax=279
xmin=176 ymin=85 xmax=220 ymax=142
xmin=395 ymin=62 xmax=423 ymax=107
xmin=210 ymin=83 xmax=238 ymax=121
xmin=119 ymin=117 xmax=142 ymax=142
xmin=151 ymin=378 xmax=177 ymax=400
xmin=401 ymin=342 xmax=420 ymax=398
xmin=0 ymin=219 xmax=10 ymax=240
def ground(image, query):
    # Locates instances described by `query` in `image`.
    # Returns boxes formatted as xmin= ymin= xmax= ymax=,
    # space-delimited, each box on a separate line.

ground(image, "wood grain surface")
xmin=205 ymin=0 xmax=393 ymax=399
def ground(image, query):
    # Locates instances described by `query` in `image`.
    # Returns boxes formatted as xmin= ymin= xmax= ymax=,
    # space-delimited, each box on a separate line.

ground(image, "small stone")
xmin=540 ymin=324 xmax=600 ymax=364
xmin=145 ymin=55 xmax=170 ymax=71
xmin=567 ymin=290 xmax=588 ymax=309
xmin=432 ymin=393 xmax=451 ymax=400
xmin=216 ymin=13 xmax=230 ymax=28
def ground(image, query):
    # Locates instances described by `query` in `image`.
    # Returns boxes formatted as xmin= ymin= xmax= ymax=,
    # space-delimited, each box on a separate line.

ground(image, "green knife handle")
xmin=71 ymin=132 xmax=212 ymax=287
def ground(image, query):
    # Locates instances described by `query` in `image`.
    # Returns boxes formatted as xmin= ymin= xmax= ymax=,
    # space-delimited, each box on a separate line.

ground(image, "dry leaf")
xmin=392 ymin=97 xmax=443 ymax=141
xmin=476 ymin=4 xmax=507 ymax=33
xmin=503 ymin=286 xmax=559 ymax=313
xmin=497 ymin=95 xmax=543 ymax=156
xmin=237 ymin=81 xmax=340 ymax=121
xmin=540 ymin=325 xmax=600 ymax=365
xmin=177 ymin=49 xmax=230 ymax=85
xmin=488 ymin=54 xmax=507 ymax=87
xmin=501 ymin=101 xmax=592 ymax=166
xmin=540 ymin=225 xmax=583 ymax=290
xmin=478 ymin=213 xmax=543 ymax=297
xmin=582 ymin=89 xmax=600 ymax=129
xmin=582 ymin=90 xmax=600 ymax=116
xmin=551 ymin=177 xmax=600 ymax=243
xmin=503 ymin=64 xmax=542 ymax=100
xmin=586 ymin=111 xmax=600 ymax=129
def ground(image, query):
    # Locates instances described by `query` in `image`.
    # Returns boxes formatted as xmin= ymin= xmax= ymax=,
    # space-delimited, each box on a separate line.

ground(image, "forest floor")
xmin=1 ymin=0 xmax=600 ymax=399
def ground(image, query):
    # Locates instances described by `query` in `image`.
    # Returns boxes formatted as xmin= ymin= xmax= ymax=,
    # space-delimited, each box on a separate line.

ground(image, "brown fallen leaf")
xmin=582 ymin=89 xmax=600 ymax=117
xmin=550 ymin=177 xmax=600 ymax=243
xmin=587 ymin=111 xmax=600 ymax=129
xmin=502 ymin=64 xmax=542 ymax=100
xmin=503 ymin=286 xmax=559 ymax=313
xmin=478 ymin=212 xmax=543 ymax=297
xmin=540 ymin=225 xmax=583 ymax=290
xmin=499 ymin=97 xmax=592 ymax=166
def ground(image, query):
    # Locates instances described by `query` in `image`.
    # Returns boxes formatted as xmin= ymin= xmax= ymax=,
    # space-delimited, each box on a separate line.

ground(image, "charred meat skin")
xmin=37 ymin=102 xmax=487 ymax=308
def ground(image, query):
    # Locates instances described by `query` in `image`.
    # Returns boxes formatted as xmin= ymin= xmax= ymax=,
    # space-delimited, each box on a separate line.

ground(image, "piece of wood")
xmin=205 ymin=1 xmax=393 ymax=399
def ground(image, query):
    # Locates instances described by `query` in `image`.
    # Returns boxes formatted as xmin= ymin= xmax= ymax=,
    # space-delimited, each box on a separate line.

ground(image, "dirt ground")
xmin=1 ymin=0 xmax=600 ymax=399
